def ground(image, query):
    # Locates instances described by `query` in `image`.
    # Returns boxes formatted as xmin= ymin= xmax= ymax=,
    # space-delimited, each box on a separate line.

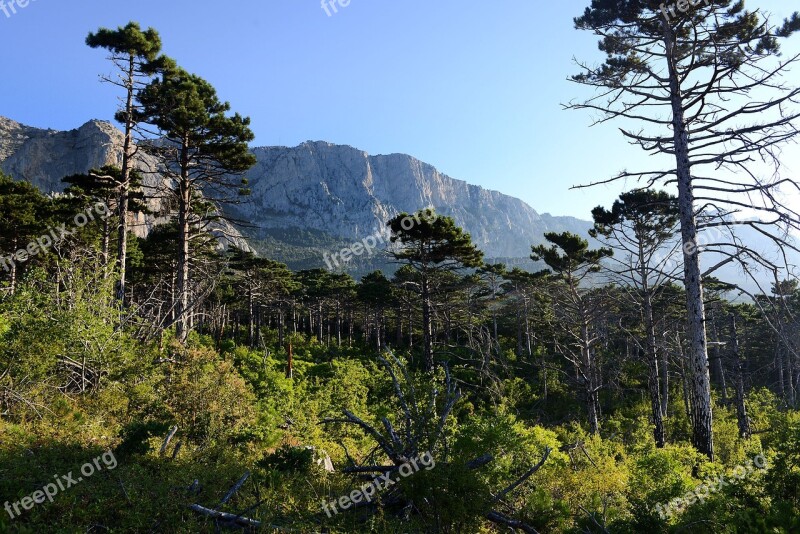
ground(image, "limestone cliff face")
xmin=0 ymin=117 xmax=251 ymax=250
xmin=0 ymin=117 xmax=787 ymax=288
xmin=233 ymin=141 xmax=589 ymax=258
xmin=0 ymin=118 xmax=126 ymax=193
xmin=0 ymin=117 xmax=589 ymax=259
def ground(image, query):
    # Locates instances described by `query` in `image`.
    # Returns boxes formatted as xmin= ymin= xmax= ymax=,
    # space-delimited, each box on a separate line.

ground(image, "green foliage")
xmin=86 ymin=21 xmax=162 ymax=62
xmin=159 ymin=343 xmax=256 ymax=451
xmin=258 ymin=444 xmax=316 ymax=474
xmin=2 ymin=18 xmax=799 ymax=530
xmin=134 ymin=65 xmax=256 ymax=176
xmin=388 ymin=208 xmax=484 ymax=270
xmin=624 ymin=444 xmax=703 ymax=528
xmin=531 ymin=231 xmax=612 ymax=278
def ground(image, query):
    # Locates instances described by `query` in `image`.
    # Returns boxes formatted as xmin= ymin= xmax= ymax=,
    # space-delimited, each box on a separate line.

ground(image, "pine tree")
xmin=388 ymin=209 xmax=484 ymax=371
xmin=570 ymin=1 xmax=800 ymax=459
xmin=358 ymin=271 xmax=394 ymax=351
xmin=0 ymin=172 xmax=53 ymax=295
xmin=133 ymin=65 xmax=256 ymax=342
xmin=87 ymin=22 xmax=164 ymax=303
xmin=532 ymin=232 xmax=612 ymax=434
xmin=591 ymin=190 xmax=679 ymax=447
xmin=62 ymin=166 xmax=149 ymax=277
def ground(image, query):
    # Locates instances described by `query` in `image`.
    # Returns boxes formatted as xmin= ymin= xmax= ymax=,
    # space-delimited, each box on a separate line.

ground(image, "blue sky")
xmin=0 ymin=0 xmax=797 ymax=220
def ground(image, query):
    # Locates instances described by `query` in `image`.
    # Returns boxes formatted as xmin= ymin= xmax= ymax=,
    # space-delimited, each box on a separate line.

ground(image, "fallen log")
xmin=486 ymin=510 xmax=539 ymax=534
xmin=187 ymin=503 xmax=261 ymax=529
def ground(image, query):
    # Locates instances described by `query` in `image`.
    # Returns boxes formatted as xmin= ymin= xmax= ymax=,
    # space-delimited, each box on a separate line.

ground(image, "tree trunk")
xmin=666 ymin=25 xmax=714 ymax=459
xmin=730 ymin=314 xmax=751 ymax=439
xmin=660 ymin=339 xmax=670 ymax=418
xmin=422 ymin=275 xmax=434 ymax=371
xmin=248 ymin=284 xmax=254 ymax=347
xmin=336 ymin=301 xmax=342 ymax=347
xmin=407 ymin=301 xmax=414 ymax=349
xmin=776 ymin=345 xmax=786 ymax=400
xmin=640 ymin=245 xmax=666 ymax=447
xmin=493 ymin=310 xmax=499 ymax=355
xmin=348 ymin=309 xmax=354 ymax=346
xmin=175 ymin=140 xmax=192 ymax=343
xmin=711 ymin=319 xmax=728 ymax=404
xmin=317 ymin=302 xmax=324 ymax=342
xmin=101 ymin=213 xmax=111 ymax=276
xmin=644 ymin=293 xmax=666 ymax=447
xmin=582 ymin=318 xmax=599 ymax=435
xmin=116 ymin=55 xmax=136 ymax=304
xmin=375 ymin=309 xmax=382 ymax=352
xmin=286 ymin=342 xmax=293 ymax=379
xmin=396 ymin=309 xmax=403 ymax=346
xmin=7 ymin=237 xmax=17 ymax=295
xmin=278 ymin=309 xmax=284 ymax=347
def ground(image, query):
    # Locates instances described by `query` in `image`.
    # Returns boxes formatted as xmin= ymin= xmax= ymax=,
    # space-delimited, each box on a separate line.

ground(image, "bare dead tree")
xmin=321 ymin=352 xmax=550 ymax=531
xmin=569 ymin=1 xmax=800 ymax=459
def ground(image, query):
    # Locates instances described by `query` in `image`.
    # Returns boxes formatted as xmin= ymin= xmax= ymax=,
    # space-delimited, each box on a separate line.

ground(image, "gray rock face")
xmin=0 ymin=117 xmax=251 ymax=250
xmin=1 ymin=117 xmax=790 ymax=291
xmin=234 ymin=141 xmax=589 ymax=258
xmin=0 ymin=117 xmax=125 ymax=193
xmin=0 ymin=117 xmax=589 ymax=260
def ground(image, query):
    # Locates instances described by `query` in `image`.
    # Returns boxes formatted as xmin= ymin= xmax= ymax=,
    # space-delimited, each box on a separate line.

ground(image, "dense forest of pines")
xmin=2 ymin=3 xmax=800 ymax=533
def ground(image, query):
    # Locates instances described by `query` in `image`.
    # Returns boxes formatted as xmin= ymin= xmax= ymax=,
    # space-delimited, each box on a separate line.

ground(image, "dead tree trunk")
xmin=667 ymin=31 xmax=714 ymax=458
xmin=730 ymin=314 xmax=751 ymax=439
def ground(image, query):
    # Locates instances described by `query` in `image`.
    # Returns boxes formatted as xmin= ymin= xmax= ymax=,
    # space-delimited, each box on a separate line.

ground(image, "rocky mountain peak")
xmin=0 ymin=116 xmax=590 ymax=265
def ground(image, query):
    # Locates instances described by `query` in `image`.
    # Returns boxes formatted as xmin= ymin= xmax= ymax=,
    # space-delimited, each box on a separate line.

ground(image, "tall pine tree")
xmin=87 ymin=22 xmax=164 ymax=302
xmin=570 ymin=0 xmax=800 ymax=459
xmin=134 ymin=65 xmax=256 ymax=341
xmin=388 ymin=209 xmax=484 ymax=371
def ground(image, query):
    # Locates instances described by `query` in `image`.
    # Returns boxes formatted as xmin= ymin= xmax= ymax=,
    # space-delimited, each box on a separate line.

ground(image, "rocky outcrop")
xmin=0 ymin=116 xmax=789 ymax=289
xmin=231 ymin=141 xmax=590 ymax=258
xmin=0 ymin=117 xmax=589 ymax=260
xmin=0 ymin=117 xmax=251 ymax=250
xmin=0 ymin=117 xmax=129 ymax=193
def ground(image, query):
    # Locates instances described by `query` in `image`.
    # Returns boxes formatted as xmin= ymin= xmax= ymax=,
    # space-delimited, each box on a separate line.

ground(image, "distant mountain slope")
xmin=0 ymin=116 xmax=591 ymax=266
xmin=0 ymin=117 xmax=249 ymax=249
xmin=1 ymin=116 xmax=792 ymax=291
xmin=228 ymin=141 xmax=591 ymax=261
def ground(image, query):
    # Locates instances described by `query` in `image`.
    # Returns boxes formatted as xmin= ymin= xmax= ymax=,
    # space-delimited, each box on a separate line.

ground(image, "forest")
xmin=2 ymin=2 xmax=800 ymax=533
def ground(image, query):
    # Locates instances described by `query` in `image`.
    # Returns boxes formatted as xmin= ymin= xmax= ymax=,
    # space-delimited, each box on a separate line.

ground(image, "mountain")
xmin=0 ymin=117 xmax=590 ymax=271
xmin=227 ymin=141 xmax=591 ymax=270
xmin=2 ymin=116 xmax=791 ymax=289
xmin=0 ymin=116 xmax=250 ymax=250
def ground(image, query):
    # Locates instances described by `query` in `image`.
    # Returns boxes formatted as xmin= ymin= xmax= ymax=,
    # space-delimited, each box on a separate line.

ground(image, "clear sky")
xmin=0 ymin=0 xmax=797 ymax=220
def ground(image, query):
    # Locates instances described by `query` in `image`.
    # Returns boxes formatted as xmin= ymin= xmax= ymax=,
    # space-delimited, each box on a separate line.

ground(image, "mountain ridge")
xmin=0 ymin=116 xmax=592 ymax=266
xmin=230 ymin=139 xmax=590 ymax=261
xmin=0 ymin=116 xmax=794 ymax=290
xmin=0 ymin=118 xmax=590 ymax=263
